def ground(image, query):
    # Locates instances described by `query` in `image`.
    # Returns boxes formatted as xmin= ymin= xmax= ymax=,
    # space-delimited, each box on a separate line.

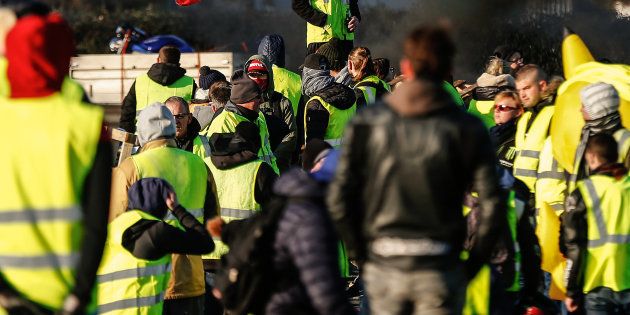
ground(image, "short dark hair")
xmin=586 ymin=133 xmax=618 ymax=164
xmin=158 ymin=45 xmax=181 ymax=64
xmin=404 ymin=26 xmax=455 ymax=81
xmin=164 ymin=96 xmax=189 ymax=113
xmin=515 ymin=64 xmax=547 ymax=83
xmin=373 ymin=58 xmax=390 ymax=80
xmin=210 ymin=80 xmax=231 ymax=106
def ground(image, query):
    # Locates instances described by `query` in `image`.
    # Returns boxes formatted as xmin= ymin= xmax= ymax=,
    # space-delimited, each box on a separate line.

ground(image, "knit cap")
xmin=198 ymin=66 xmax=227 ymax=90
xmin=137 ymin=102 xmax=176 ymax=146
xmin=316 ymin=38 xmax=344 ymax=71
xmin=230 ymin=75 xmax=261 ymax=104
xmin=580 ymin=82 xmax=620 ymax=120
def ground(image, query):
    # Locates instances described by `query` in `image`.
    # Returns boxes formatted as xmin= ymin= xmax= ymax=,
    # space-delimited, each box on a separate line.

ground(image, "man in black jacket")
xmin=119 ymin=45 xmax=197 ymax=133
xmin=327 ymin=26 xmax=505 ymax=315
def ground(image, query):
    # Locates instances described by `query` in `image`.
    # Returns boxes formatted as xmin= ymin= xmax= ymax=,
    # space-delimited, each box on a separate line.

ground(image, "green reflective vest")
xmin=272 ymin=65 xmax=302 ymax=115
xmin=442 ymin=81 xmax=465 ymax=107
xmin=134 ymin=73 xmax=194 ymax=116
xmin=467 ymin=99 xmax=496 ymax=129
xmin=506 ymin=190 xmax=523 ymax=292
xmin=513 ymin=105 xmax=555 ymax=192
xmin=206 ymin=109 xmax=279 ymax=173
xmin=354 ymin=75 xmax=390 ymax=107
xmin=577 ymin=174 xmax=630 ymax=293
xmin=0 ymin=93 xmax=102 ymax=310
xmin=131 ymin=146 xmax=207 ymax=296
xmin=306 ymin=0 xmax=354 ymax=45
xmin=96 ymin=210 xmax=172 ymax=315
xmin=205 ymin=160 xmax=264 ymax=260
xmin=304 ymin=96 xmax=356 ymax=148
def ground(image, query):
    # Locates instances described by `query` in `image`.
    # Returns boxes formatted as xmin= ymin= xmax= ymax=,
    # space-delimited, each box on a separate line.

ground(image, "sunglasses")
xmin=494 ymin=104 xmax=520 ymax=112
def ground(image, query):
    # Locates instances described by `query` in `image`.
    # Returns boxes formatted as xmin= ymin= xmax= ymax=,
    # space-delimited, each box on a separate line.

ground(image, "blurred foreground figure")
xmin=328 ymin=25 xmax=505 ymax=315
xmin=0 ymin=6 xmax=112 ymax=314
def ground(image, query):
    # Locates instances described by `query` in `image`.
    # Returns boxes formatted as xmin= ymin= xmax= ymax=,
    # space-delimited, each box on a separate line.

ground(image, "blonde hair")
xmin=494 ymin=90 xmax=521 ymax=106
xmin=349 ymin=47 xmax=375 ymax=81
xmin=485 ymin=57 xmax=505 ymax=76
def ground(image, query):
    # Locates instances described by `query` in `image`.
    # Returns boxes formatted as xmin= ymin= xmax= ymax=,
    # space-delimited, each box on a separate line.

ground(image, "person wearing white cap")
xmin=570 ymin=82 xmax=630 ymax=187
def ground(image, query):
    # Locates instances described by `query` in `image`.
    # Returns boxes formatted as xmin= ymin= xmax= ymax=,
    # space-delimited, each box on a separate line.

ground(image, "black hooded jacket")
xmin=120 ymin=63 xmax=197 ymax=133
xmin=304 ymin=83 xmax=356 ymax=144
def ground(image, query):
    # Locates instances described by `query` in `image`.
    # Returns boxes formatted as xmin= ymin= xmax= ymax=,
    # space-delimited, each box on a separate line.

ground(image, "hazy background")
xmin=38 ymin=0 xmax=630 ymax=81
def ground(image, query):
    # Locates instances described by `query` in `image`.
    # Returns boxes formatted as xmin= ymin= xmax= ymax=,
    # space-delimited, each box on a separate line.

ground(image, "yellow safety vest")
xmin=535 ymin=137 xmax=567 ymax=214
xmin=304 ymin=96 xmax=356 ymax=148
xmin=0 ymin=93 xmax=102 ymax=310
xmin=131 ymin=146 xmax=208 ymax=297
xmin=205 ymin=108 xmax=279 ymax=173
xmin=577 ymin=175 xmax=630 ymax=293
xmin=96 ymin=210 xmax=172 ymax=315
xmin=306 ymin=0 xmax=354 ymax=45
xmin=192 ymin=135 xmax=211 ymax=161
xmin=134 ymin=73 xmax=194 ymax=116
xmin=272 ymin=65 xmax=302 ymax=115
xmin=354 ymin=75 xmax=390 ymax=107
xmin=513 ymin=105 xmax=555 ymax=192
xmin=205 ymin=160 xmax=263 ymax=260
xmin=467 ymin=99 xmax=496 ymax=129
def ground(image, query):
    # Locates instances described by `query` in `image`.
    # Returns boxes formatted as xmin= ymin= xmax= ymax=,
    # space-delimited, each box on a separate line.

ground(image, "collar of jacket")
xmin=591 ymin=162 xmax=628 ymax=180
xmin=139 ymin=138 xmax=177 ymax=153
xmin=385 ymin=78 xmax=455 ymax=117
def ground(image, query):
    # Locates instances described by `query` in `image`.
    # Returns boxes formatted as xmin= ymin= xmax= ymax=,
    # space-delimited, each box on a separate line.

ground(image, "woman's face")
xmin=493 ymin=96 xmax=523 ymax=125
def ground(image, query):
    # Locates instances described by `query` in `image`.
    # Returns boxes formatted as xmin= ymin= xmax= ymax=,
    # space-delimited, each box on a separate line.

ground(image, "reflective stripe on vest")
xmin=306 ymin=0 xmax=354 ymax=45
xmin=134 ymin=73 xmax=194 ymax=116
xmin=130 ymin=146 xmax=207 ymax=297
xmin=0 ymin=93 xmax=102 ymax=310
xmin=578 ymin=175 xmax=630 ymax=293
xmin=97 ymin=210 xmax=172 ymax=315
xmin=535 ymin=137 xmax=567 ymax=213
xmin=192 ymin=135 xmax=211 ymax=160
xmin=513 ymin=106 xmax=555 ymax=191
xmin=272 ymin=65 xmax=302 ymax=115
xmin=354 ymin=75 xmax=390 ymax=107
xmin=205 ymin=160 xmax=263 ymax=260
xmin=206 ymin=109 xmax=279 ymax=173
xmin=304 ymin=96 xmax=356 ymax=149
xmin=614 ymin=128 xmax=630 ymax=163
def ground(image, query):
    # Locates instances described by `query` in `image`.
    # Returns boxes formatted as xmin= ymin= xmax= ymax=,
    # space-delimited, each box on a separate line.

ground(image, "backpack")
xmin=214 ymin=196 xmax=287 ymax=315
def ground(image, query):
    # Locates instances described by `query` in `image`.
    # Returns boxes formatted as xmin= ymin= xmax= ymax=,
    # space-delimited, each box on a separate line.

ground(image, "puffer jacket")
xmin=327 ymin=79 xmax=505 ymax=277
xmin=265 ymin=169 xmax=355 ymax=315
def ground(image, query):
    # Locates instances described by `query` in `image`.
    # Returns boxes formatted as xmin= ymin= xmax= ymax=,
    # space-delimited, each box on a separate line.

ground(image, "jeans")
xmin=584 ymin=287 xmax=630 ymax=315
xmin=363 ymin=262 xmax=465 ymax=315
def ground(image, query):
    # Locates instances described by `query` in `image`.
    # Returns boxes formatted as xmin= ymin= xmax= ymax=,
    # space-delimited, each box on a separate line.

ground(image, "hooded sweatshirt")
xmin=120 ymin=63 xmax=198 ymax=133
xmin=302 ymin=67 xmax=356 ymax=145
xmin=244 ymin=55 xmax=297 ymax=172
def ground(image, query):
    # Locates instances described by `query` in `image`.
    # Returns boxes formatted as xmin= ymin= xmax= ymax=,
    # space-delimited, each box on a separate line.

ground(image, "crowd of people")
xmin=0 ymin=1 xmax=629 ymax=315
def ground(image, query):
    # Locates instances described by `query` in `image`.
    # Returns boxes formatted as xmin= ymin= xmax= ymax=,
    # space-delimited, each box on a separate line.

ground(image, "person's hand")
xmin=347 ymin=16 xmax=359 ymax=32
xmin=165 ymin=191 xmax=179 ymax=211
xmin=564 ymin=297 xmax=579 ymax=313
xmin=206 ymin=216 xmax=225 ymax=238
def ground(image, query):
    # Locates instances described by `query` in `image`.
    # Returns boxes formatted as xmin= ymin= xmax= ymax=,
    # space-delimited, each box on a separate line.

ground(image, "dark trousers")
xmin=306 ymin=40 xmax=354 ymax=61
xmin=584 ymin=287 xmax=630 ymax=315
xmin=163 ymin=295 xmax=205 ymax=315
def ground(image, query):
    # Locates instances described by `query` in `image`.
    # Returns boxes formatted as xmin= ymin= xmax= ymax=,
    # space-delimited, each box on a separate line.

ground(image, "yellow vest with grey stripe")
xmin=272 ymin=65 xmax=302 ymax=115
xmin=535 ymin=137 xmax=568 ymax=214
xmin=306 ymin=0 xmax=354 ymax=45
xmin=134 ymin=73 xmax=194 ymax=117
xmin=130 ymin=145 xmax=207 ymax=298
xmin=192 ymin=135 xmax=212 ymax=161
xmin=204 ymin=160 xmax=264 ymax=260
xmin=304 ymin=96 xmax=356 ymax=148
xmin=577 ymin=174 xmax=630 ymax=293
xmin=513 ymin=105 xmax=555 ymax=192
xmin=0 ymin=93 xmax=102 ymax=310
xmin=353 ymin=75 xmax=390 ymax=107
xmin=206 ymin=108 xmax=279 ymax=173
xmin=96 ymin=210 xmax=171 ymax=315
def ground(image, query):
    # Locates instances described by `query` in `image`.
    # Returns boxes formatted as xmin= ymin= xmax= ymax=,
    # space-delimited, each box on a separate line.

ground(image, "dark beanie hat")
xmin=127 ymin=178 xmax=175 ymax=220
xmin=230 ymin=75 xmax=261 ymax=104
xmin=302 ymin=139 xmax=333 ymax=171
xmin=199 ymin=66 xmax=227 ymax=90
xmin=303 ymin=53 xmax=330 ymax=71
xmin=316 ymin=38 xmax=344 ymax=71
